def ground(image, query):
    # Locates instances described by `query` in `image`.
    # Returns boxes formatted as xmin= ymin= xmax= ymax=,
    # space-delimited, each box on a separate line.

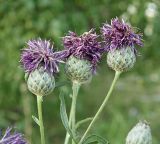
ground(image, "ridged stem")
xmin=64 ymin=82 xmax=80 ymax=144
xmin=37 ymin=96 xmax=45 ymax=144
xmin=64 ymin=103 xmax=73 ymax=144
xmin=79 ymin=71 xmax=121 ymax=144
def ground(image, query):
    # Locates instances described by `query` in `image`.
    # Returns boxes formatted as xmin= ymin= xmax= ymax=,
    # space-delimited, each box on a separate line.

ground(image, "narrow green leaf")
xmin=76 ymin=117 xmax=93 ymax=130
xmin=59 ymin=92 xmax=77 ymax=143
xmin=32 ymin=115 xmax=40 ymax=126
xmin=82 ymin=134 xmax=109 ymax=144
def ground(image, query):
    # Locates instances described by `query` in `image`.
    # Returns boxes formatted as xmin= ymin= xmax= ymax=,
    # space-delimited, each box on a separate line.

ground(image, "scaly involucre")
xmin=0 ymin=128 xmax=28 ymax=144
xmin=63 ymin=29 xmax=104 ymax=72
xmin=101 ymin=18 xmax=143 ymax=52
xmin=21 ymin=39 xmax=68 ymax=74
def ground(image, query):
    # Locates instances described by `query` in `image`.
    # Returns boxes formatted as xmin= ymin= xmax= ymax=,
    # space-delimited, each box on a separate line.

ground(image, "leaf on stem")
xmin=76 ymin=117 xmax=93 ymax=130
xmin=82 ymin=134 xmax=109 ymax=144
xmin=32 ymin=115 xmax=40 ymax=126
xmin=24 ymin=73 xmax=29 ymax=81
xmin=59 ymin=91 xmax=77 ymax=143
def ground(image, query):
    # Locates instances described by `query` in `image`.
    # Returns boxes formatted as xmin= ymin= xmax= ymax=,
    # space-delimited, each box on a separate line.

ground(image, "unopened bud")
xmin=126 ymin=121 xmax=152 ymax=144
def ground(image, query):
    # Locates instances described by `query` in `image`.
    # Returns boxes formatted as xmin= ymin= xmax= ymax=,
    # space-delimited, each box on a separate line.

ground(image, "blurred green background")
xmin=0 ymin=0 xmax=160 ymax=143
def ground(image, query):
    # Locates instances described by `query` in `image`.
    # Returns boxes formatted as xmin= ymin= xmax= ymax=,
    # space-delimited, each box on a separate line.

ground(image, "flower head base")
xmin=126 ymin=121 xmax=152 ymax=144
xmin=101 ymin=18 xmax=143 ymax=52
xmin=27 ymin=66 xmax=55 ymax=96
xmin=0 ymin=128 xmax=28 ymax=144
xmin=21 ymin=39 xmax=67 ymax=74
xmin=65 ymin=56 xmax=92 ymax=84
xmin=63 ymin=29 xmax=103 ymax=72
xmin=107 ymin=47 xmax=136 ymax=72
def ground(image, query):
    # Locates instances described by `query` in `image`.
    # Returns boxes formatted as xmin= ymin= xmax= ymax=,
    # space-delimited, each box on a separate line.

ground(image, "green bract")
xmin=107 ymin=47 xmax=136 ymax=72
xmin=27 ymin=67 xmax=55 ymax=96
xmin=65 ymin=56 xmax=92 ymax=84
xmin=126 ymin=121 xmax=152 ymax=144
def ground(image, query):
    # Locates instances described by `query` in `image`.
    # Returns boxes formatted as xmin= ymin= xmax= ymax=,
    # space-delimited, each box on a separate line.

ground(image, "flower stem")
xmin=64 ymin=82 xmax=80 ymax=144
xmin=79 ymin=71 xmax=121 ymax=144
xmin=37 ymin=96 xmax=45 ymax=144
xmin=64 ymin=103 xmax=73 ymax=144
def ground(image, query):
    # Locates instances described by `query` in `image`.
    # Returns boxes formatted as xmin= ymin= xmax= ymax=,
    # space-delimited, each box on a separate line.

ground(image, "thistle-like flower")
xmin=21 ymin=39 xmax=67 ymax=74
xmin=63 ymin=29 xmax=103 ymax=83
xmin=21 ymin=39 xmax=67 ymax=96
xmin=101 ymin=18 xmax=143 ymax=72
xmin=126 ymin=121 xmax=152 ymax=144
xmin=0 ymin=127 xmax=28 ymax=144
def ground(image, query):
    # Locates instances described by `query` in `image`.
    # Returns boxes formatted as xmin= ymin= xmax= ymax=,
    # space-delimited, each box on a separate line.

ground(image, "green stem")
xmin=64 ymin=94 xmax=76 ymax=144
xmin=79 ymin=71 xmax=121 ymax=144
xmin=64 ymin=101 xmax=73 ymax=144
xmin=37 ymin=96 xmax=45 ymax=144
xmin=64 ymin=82 xmax=80 ymax=144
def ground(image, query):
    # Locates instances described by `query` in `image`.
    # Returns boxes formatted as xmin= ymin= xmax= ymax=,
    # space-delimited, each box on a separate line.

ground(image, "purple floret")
xmin=20 ymin=39 xmax=68 ymax=74
xmin=101 ymin=18 xmax=143 ymax=52
xmin=0 ymin=128 xmax=28 ymax=144
xmin=63 ymin=29 xmax=104 ymax=72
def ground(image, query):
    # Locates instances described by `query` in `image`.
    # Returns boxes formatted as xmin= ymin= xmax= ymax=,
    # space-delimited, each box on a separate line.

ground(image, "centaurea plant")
xmin=19 ymin=17 xmax=151 ymax=144
xmin=62 ymin=29 xmax=103 ymax=144
xmin=21 ymin=39 xmax=67 ymax=144
xmin=79 ymin=18 xmax=143 ymax=143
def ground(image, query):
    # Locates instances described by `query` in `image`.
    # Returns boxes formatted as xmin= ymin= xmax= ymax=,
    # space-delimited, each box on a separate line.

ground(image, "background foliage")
xmin=0 ymin=0 xmax=160 ymax=143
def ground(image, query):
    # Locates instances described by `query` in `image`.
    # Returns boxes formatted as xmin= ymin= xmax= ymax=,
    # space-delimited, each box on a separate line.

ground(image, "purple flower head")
xmin=0 ymin=128 xmax=28 ymax=144
xmin=101 ymin=18 xmax=143 ymax=52
xmin=63 ymin=29 xmax=104 ymax=72
xmin=20 ymin=38 xmax=68 ymax=74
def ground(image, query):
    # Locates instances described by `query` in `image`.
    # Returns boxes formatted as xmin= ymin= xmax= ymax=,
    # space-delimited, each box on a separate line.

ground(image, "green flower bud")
xmin=27 ymin=67 xmax=55 ymax=96
xmin=107 ymin=47 xmax=136 ymax=72
xmin=65 ymin=56 xmax=92 ymax=84
xmin=126 ymin=121 xmax=152 ymax=144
